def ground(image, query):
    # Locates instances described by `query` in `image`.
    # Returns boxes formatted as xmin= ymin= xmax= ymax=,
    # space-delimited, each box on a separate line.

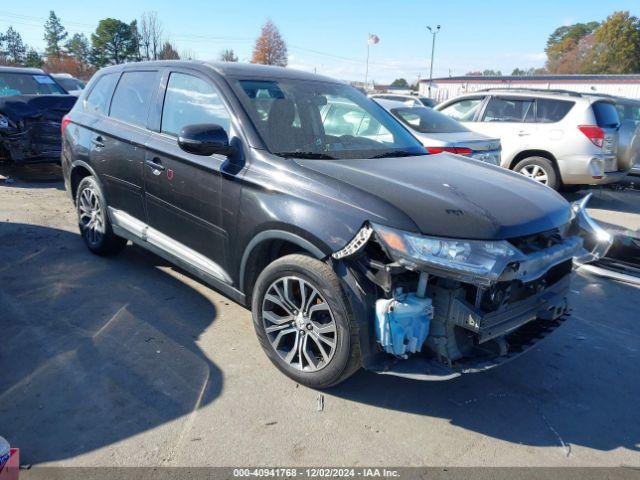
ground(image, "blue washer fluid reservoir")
xmin=375 ymin=292 xmax=433 ymax=358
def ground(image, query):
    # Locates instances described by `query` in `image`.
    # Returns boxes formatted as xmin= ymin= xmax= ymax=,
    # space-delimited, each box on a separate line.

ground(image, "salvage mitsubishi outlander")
xmin=61 ymin=61 xmax=611 ymax=388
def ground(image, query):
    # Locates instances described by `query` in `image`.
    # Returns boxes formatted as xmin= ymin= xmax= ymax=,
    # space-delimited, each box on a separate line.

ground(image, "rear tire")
xmin=252 ymin=254 xmax=361 ymax=388
xmin=76 ymin=176 xmax=127 ymax=256
xmin=513 ymin=156 xmax=559 ymax=190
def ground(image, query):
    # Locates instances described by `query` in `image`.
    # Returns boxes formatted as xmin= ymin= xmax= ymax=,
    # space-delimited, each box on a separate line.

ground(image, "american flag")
xmin=368 ymin=34 xmax=380 ymax=45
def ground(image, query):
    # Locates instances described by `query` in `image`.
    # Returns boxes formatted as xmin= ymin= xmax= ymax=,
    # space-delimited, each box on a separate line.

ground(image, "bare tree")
xmin=180 ymin=48 xmax=197 ymax=60
xmin=148 ymin=12 xmax=163 ymax=60
xmin=139 ymin=13 xmax=152 ymax=60
xmin=140 ymin=12 xmax=163 ymax=60
xmin=219 ymin=48 xmax=238 ymax=62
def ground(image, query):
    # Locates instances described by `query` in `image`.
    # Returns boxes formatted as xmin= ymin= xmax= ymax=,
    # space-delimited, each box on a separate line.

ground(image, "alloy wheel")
xmin=519 ymin=164 xmax=549 ymax=185
xmin=78 ymin=187 xmax=105 ymax=246
xmin=262 ymin=276 xmax=337 ymax=372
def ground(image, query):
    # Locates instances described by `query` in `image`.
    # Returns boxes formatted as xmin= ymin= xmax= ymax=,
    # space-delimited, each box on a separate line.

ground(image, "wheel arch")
xmin=239 ymin=230 xmax=328 ymax=301
xmin=69 ymin=160 xmax=102 ymax=201
xmin=509 ymin=149 xmax=559 ymax=171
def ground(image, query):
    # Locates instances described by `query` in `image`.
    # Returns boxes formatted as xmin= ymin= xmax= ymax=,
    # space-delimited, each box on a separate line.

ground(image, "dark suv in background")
xmin=62 ymin=61 xmax=607 ymax=387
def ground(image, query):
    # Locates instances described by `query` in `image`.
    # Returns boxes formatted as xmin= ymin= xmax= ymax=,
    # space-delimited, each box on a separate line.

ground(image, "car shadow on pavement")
xmin=331 ymin=271 xmax=640 ymax=455
xmin=0 ymin=163 xmax=65 ymax=190
xmin=0 ymin=223 xmax=222 ymax=464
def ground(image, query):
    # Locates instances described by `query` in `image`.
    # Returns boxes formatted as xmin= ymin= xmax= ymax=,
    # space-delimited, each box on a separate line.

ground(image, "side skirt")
xmin=109 ymin=207 xmax=247 ymax=307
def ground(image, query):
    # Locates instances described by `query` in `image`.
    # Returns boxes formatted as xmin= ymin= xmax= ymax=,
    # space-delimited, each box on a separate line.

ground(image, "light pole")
xmin=427 ymin=25 xmax=441 ymax=98
xmin=365 ymin=33 xmax=379 ymax=90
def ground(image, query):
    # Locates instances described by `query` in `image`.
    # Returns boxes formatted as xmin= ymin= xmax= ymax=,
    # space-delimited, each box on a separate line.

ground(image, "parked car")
xmin=374 ymin=98 xmax=501 ymax=165
xmin=436 ymin=89 xmax=627 ymax=190
xmin=0 ymin=66 xmax=76 ymax=164
xmin=369 ymin=93 xmax=436 ymax=108
xmin=62 ymin=61 xmax=609 ymax=387
xmin=51 ymin=73 xmax=86 ymax=96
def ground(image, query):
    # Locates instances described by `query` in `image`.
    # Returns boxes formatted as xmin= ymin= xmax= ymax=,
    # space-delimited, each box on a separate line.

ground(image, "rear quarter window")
xmin=85 ymin=73 xmax=119 ymax=115
xmin=592 ymin=102 xmax=620 ymax=128
xmin=536 ymin=99 xmax=574 ymax=123
xmin=392 ymin=106 xmax=468 ymax=133
xmin=109 ymin=71 xmax=158 ymax=127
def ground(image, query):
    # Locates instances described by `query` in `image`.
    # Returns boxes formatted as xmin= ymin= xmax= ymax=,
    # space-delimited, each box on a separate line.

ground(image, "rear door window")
xmin=109 ymin=71 xmax=158 ymax=127
xmin=161 ymin=72 xmax=231 ymax=137
xmin=592 ymin=102 xmax=620 ymax=128
xmin=536 ymin=99 xmax=574 ymax=123
xmin=482 ymin=97 xmax=534 ymax=122
xmin=439 ymin=97 xmax=484 ymax=121
xmin=85 ymin=73 xmax=119 ymax=115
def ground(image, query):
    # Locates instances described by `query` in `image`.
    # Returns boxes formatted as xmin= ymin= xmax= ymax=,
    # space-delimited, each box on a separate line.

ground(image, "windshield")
xmin=391 ymin=106 xmax=469 ymax=134
xmin=233 ymin=79 xmax=426 ymax=159
xmin=56 ymin=77 xmax=85 ymax=91
xmin=0 ymin=73 xmax=67 ymax=96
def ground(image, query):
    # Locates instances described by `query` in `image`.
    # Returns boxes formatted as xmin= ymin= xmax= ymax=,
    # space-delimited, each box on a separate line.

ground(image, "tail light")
xmin=578 ymin=125 xmax=604 ymax=148
xmin=61 ymin=115 xmax=71 ymax=135
xmin=426 ymin=146 xmax=473 ymax=155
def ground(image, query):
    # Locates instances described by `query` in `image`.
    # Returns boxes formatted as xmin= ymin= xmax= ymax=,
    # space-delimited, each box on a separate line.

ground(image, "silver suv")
xmin=436 ymin=89 xmax=628 ymax=190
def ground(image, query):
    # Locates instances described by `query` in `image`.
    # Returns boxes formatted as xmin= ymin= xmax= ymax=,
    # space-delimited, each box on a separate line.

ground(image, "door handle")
xmin=145 ymin=157 xmax=166 ymax=175
xmin=517 ymin=130 xmax=531 ymax=136
xmin=91 ymin=136 xmax=105 ymax=148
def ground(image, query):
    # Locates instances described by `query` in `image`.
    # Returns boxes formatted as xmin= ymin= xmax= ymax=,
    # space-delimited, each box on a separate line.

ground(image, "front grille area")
xmin=508 ymin=228 xmax=565 ymax=254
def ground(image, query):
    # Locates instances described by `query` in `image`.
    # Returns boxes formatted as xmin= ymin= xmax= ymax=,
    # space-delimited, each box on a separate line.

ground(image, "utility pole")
xmin=427 ymin=25 xmax=441 ymax=98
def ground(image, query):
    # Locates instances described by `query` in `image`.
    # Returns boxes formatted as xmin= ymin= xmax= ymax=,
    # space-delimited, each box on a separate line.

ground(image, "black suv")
xmin=62 ymin=61 xmax=606 ymax=388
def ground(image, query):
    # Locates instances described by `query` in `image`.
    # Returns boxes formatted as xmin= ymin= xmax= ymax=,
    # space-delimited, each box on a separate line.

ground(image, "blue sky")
xmin=1 ymin=1 xmax=638 ymax=83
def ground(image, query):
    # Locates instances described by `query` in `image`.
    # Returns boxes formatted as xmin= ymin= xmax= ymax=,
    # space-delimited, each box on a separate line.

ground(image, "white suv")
xmin=436 ymin=89 xmax=628 ymax=190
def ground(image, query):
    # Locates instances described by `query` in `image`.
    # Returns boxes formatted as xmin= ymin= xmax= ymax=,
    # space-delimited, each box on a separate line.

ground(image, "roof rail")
xmin=477 ymin=87 xmax=583 ymax=97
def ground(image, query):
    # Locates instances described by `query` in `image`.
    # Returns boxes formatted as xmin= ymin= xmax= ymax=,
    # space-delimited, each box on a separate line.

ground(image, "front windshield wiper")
xmin=274 ymin=151 xmax=336 ymax=160
xmin=370 ymin=150 xmax=424 ymax=159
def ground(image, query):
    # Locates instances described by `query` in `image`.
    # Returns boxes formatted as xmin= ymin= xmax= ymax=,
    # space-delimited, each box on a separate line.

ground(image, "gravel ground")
xmin=1 ymin=164 xmax=639 ymax=468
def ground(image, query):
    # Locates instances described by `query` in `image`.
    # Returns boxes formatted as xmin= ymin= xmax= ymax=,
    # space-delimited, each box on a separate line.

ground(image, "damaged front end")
xmin=0 ymin=95 xmax=76 ymax=163
xmin=333 ymin=197 xmax=612 ymax=380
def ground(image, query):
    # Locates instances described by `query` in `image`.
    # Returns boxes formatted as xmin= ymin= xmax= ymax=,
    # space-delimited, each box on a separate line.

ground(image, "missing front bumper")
xmin=368 ymin=313 xmax=568 ymax=381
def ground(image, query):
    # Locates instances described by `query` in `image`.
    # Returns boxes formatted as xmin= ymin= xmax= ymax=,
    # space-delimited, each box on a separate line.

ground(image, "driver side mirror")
xmin=178 ymin=123 xmax=235 ymax=156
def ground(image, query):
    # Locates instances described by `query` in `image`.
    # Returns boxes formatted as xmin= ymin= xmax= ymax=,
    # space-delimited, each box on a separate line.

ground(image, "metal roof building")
xmin=419 ymin=74 xmax=640 ymax=102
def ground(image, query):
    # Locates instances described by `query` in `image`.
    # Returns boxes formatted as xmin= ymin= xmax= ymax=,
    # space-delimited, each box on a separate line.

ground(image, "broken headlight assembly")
xmin=371 ymin=223 xmax=524 ymax=287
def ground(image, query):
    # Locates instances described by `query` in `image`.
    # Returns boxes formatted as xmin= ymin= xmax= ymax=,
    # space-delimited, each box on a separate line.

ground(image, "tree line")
xmin=463 ymin=10 xmax=640 ymax=77
xmin=0 ymin=11 xmax=289 ymax=79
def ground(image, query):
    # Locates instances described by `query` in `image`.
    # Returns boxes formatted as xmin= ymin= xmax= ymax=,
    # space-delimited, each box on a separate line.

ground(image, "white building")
xmin=419 ymin=75 xmax=640 ymax=103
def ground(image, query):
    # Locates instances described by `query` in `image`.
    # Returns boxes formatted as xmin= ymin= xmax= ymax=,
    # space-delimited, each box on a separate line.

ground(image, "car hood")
xmin=296 ymin=154 xmax=572 ymax=240
xmin=0 ymin=94 xmax=77 ymax=122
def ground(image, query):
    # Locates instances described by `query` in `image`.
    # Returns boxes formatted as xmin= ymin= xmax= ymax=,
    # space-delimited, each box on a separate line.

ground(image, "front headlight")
xmin=372 ymin=223 xmax=523 ymax=286
xmin=0 ymin=114 xmax=9 ymax=130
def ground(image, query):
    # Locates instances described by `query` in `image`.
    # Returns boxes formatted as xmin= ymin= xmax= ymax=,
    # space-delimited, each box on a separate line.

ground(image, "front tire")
xmin=513 ymin=156 xmax=559 ymax=190
xmin=251 ymin=254 xmax=361 ymax=388
xmin=76 ymin=176 xmax=127 ymax=256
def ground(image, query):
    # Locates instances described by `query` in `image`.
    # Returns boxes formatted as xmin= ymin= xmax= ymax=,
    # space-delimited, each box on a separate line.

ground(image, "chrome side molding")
xmin=108 ymin=207 xmax=232 ymax=284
